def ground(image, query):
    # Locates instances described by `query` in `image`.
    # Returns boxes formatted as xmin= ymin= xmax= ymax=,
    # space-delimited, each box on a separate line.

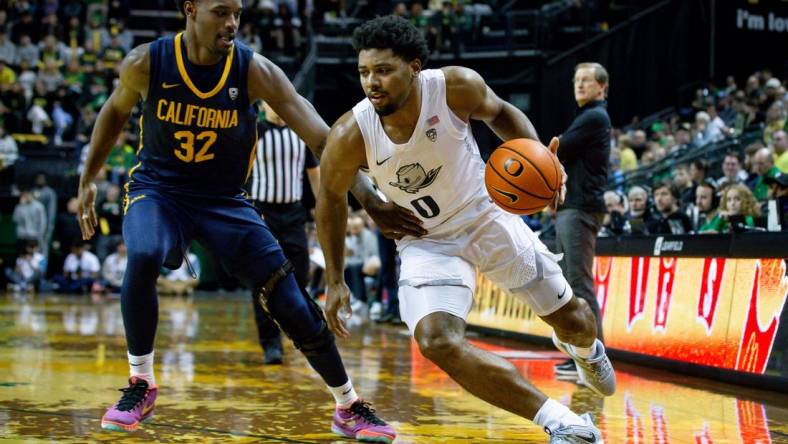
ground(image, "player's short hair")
xmin=352 ymin=15 xmax=429 ymax=65
xmin=174 ymin=0 xmax=203 ymax=14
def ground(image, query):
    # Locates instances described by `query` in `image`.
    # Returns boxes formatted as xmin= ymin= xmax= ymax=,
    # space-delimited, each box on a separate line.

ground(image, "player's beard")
xmin=373 ymin=103 xmax=397 ymax=116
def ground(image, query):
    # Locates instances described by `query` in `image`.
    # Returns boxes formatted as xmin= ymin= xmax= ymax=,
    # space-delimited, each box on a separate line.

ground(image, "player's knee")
xmin=553 ymin=297 xmax=597 ymax=341
xmin=417 ymin=330 xmax=464 ymax=365
xmin=293 ymin=320 xmax=335 ymax=357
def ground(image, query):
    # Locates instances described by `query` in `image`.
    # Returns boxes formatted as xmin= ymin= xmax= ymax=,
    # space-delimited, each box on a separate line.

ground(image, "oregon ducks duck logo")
xmin=389 ymin=163 xmax=442 ymax=194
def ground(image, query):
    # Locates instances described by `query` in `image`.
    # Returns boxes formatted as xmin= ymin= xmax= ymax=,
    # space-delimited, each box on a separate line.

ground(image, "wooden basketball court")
xmin=1 ymin=292 xmax=787 ymax=443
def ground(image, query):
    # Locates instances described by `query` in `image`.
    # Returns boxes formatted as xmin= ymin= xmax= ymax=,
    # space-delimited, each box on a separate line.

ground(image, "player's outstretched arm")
xmin=444 ymin=66 xmax=539 ymax=143
xmin=78 ymin=43 xmax=149 ymax=240
xmin=315 ymin=111 xmax=367 ymax=338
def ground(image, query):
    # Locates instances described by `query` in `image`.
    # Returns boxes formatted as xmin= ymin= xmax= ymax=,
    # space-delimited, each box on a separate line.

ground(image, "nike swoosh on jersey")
xmin=492 ymin=187 xmax=519 ymax=203
xmin=558 ymin=284 xmax=567 ymax=299
xmin=376 ymin=156 xmax=391 ymax=165
xmin=161 ymin=82 xmax=180 ymax=89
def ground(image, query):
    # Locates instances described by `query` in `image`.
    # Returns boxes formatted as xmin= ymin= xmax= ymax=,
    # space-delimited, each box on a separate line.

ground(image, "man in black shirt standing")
xmin=554 ymin=63 xmax=611 ymax=380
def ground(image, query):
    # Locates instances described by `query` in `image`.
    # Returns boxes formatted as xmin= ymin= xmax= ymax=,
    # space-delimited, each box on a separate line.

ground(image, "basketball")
xmin=484 ymin=138 xmax=561 ymax=215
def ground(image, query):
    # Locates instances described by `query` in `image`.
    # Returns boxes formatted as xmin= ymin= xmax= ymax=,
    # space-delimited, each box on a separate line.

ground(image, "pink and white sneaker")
xmin=331 ymin=399 xmax=397 ymax=443
xmin=101 ymin=377 xmax=158 ymax=432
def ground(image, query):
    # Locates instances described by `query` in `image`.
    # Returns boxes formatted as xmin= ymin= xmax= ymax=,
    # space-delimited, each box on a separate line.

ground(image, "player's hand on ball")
xmin=547 ymin=137 xmax=567 ymax=209
xmin=325 ymin=282 xmax=353 ymax=339
xmin=366 ymin=199 xmax=427 ymax=240
xmin=77 ymin=182 xmax=98 ymax=240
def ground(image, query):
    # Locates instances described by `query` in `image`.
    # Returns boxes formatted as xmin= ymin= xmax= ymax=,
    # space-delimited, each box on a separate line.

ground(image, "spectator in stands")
xmin=157 ymin=251 xmax=201 ymax=297
xmin=32 ymin=173 xmax=57 ymax=255
xmin=608 ymin=148 xmax=624 ymax=191
xmin=15 ymin=34 xmax=39 ymax=67
xmin=54 ymin=241 xmax=100 ymax=294
xmin=79 ymin=40 xmax=99 ymax=74
xmin=272 ymin=2 xmax=302 ymax=55
xmin=54 ymin=197 xmax=83 ymax=254
xmin=100 ymin=34 xmax=126 ymax=76
xmin=763 ymin=172 xmax=788 ymax=231
xmin=672 ymin=163 xmax=695 ymax=209
xmin=689 ymin=158 xmax=709 ymax=186
xmin=630 ymin=129 xmax=648 ymax=157
xmin=0 ymin=57 xmax=16 ymax=92
xmin=51 ymin=101 xmax=73 ymax=145
xmin=763 ymin=101 xmax=786 ymax=146
xmin=0 ymin=30 xmax=16 ymax=65
xmin=106 ymin=132 xmax=135 ymax=185
xmin=749 ymin=147 xmax=780 ymax=201
xmin=773 ymin=130 xmax=788 ymax=173
xmin=38 ymin=58 xmax=65 ymax=93
xmin=716 ymin=152 xmax=746 ymax=189
xmin=96 ymin=183 xmax=123 ymax=261
xmin=99 ymin=240 xmax=127 ymax=295
xmin=647 ymin=181 xmax=692 ymax=235
xmin=687 ymin=179 xmax=718 ymax=232
xmin=13 ymin=187 xmax=47 ymax=250
xmin=625 ymin=185 xmax=652 ymax=232
xmin=26 ymin=97 xmax=51 ymax=135
xmin=731 ymin=91 xmax=756 ymax=134
xmin=17 ymin=59 xmax=36 ymax=99
xmin=64 ymin=16 xmax=85 ymax=49
xmin=700 ymin=183 xmax=759 ymax=233
xmin=601 ymin=190 xmax=627 ymax=235
xmin=106 ymin=19 xmax=133 ymax=53
xmin=617 ymin=135 xmax=638 ymax=172
xmin=5 ymin=240 xmax=44 ymax=293
xmin=0 ymin=125 xmax=18 ymax=188
xmin=410 ymin=2 xmax=438 ymax=51
xmin=39 ymin=34 xmax=68 ymax=68
xmin=344 ymin=213 xmax=379 ymax=305
xmin=693 ymin=110 xmax=726 ymax=146
xmin=12 ymin=10 xmax=38 ymax=44
xmin=238 ymin=23 xmax=263 ymax=53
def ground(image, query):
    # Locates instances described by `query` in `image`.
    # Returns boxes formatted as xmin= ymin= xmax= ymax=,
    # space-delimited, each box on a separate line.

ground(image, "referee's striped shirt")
xmin=248 ymin=121 xmax=318 ymax=203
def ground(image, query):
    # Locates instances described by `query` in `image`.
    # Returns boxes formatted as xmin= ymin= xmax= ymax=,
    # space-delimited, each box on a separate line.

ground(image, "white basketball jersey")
xmin=352 ymin=69 xmax=491 ymax=234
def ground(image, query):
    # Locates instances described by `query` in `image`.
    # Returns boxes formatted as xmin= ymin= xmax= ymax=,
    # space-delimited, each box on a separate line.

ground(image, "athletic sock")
xmin=128 ymin=351 xmax=155 ymax=385
xmin=328 ymin=379 xmax=359 ymax=408
xmin=571 ymin=340 xmax=598 ymax=360
xmin=533 ymin=398 xmax=586 ymax=435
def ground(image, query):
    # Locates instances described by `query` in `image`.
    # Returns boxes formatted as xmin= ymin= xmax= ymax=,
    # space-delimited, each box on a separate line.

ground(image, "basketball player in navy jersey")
xmin=78 ymin=1 xmax=408 ymax=441
xmin=317 ymin=16 xmax=615 ymax=443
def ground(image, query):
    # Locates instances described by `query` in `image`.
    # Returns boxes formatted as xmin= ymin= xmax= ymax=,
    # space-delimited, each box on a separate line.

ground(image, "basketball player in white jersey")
xmin=316 ymin=16 xmax=614 ymax=443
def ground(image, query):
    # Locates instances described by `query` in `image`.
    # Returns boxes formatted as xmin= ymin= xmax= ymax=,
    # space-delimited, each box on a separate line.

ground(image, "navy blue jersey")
xmin=131 ymin=32 xmax=258 ymax=196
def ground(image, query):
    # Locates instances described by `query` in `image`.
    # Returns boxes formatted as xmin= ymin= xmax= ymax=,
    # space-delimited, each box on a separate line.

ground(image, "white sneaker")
xmin=552 ymin=333 xmax=616 ymax=396
xmin=549 ymin=413 xmax=604 ymax=443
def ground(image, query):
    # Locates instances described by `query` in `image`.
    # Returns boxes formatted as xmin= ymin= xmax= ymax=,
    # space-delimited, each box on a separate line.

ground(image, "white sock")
xmin=328 ymin=379 xmax=359 ymax=408
xmin=128 ymin=351 xmax=155 ymax=386
xmin=533 ymin=399 xmax=586 ymax=435
xmin=571 ymin=341 xmax=598 ymax=360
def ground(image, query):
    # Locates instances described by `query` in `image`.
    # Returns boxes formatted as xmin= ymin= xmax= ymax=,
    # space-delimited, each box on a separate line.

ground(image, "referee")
xmin=247 ymin=101 xmax=320 ymax=365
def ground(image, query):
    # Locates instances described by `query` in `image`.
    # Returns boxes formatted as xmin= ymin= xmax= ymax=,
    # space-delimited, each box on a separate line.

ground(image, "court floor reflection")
xmin=0 ymin=293 xmax=786 ymax=443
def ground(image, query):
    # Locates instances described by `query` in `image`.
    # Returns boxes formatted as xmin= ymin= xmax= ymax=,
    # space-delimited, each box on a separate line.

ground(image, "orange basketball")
xmin=484 ymin=138 xmax=561 ymax=215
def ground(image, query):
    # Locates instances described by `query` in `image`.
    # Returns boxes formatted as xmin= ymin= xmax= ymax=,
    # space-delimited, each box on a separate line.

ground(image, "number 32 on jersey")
xmin=173 ymin=130 xmax=217 ymax=163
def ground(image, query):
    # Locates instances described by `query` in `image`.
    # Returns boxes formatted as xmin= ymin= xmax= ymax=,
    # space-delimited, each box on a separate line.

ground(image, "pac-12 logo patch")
xmin=228 ymin=87 xmax=239 ymax=100
xmin=425 ymin=128 xmax=437 ymax=142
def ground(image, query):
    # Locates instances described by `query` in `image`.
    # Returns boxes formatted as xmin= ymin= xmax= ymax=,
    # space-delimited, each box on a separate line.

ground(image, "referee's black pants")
xmin=251 ymin=201 xmax=311 ymax=349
